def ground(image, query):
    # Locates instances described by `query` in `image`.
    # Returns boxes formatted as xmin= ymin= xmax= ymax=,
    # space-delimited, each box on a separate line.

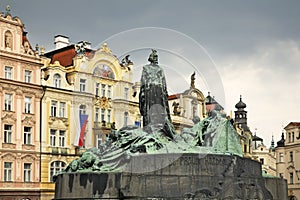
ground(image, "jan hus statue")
xmin=139 ymin=49 xmax=176 ymax=139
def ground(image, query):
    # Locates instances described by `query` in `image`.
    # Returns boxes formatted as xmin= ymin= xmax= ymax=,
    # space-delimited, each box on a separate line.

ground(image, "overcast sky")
xmin=3 ymin=0 xmax=300 ymax=145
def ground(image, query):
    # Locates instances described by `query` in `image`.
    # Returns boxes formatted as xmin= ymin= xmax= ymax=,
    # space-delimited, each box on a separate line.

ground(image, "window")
xmin=5 ymin=66 xmax=12 ymax=79
xmin=59 ymin=102 xmax=66 ymax=117
xmin=107 ymin=110 xmax=111 ymax=123
xmin=279 ymin=153 xmax=284 ymax=162
xmin=124 ymin=112 xmax=128 ymax=126
xmin=53 ymin=74 xmax=61 ymax=88
xmin=50 ymin=161 xmax=66 ymax=182
xmin=290 ymin=172 xmax=294 ymax=184
xmin=4 ymin=124 xmax=12 ymax=143
xmin=101 ymin=109 xmax=105 ymax=122
xmin=288 ymin=133 xmax=291 ymax=143
xmin=95 ymin=83 xmax=99 ymax=96
xmin=95 ymin=108 xmax=99 ymax=122
xmin=260 ymin=158 xmax=264 ymax=165
xmin=24 ymin=163 xmax=31 ymax=182
xmin=124 ymin=88 xmax=129 ymax=100
xmin=50 ymin=129 xmax=56 ymax=147
xmin=5 ymin=93 xmax=12 ymax=111
xmin=4 ymin=162 xmax=12 ymax=181
xmin=59 ymin=130 xmax=65 ymax=147
xmin=24 ymin=97 xmax=32 ymax=114
xmin=51 ymin=101 xmax=57 ymax=116
xmin=292 ymin=132 xmax=294 ymax=142
xmin=101 ymin=84 xmax=106 ymax=97
xmin=24 ymin=70 xmax=31 ymax=83
xmin=80 ymin=79 xmax=86 ymax=92
xmin=244 ymin=144 xmax=247 ymax=153
xmin=96 ymin=134 xmax=103 ymax=149
xmin=290 ymin=151 xmax=293 ymax=162
xmin=107 ymin=85 xmax=111 ymax=98
xmin=24 ymin=127 xmax=32 ymax=145
xmin=79 ymin=105 xmax=86 ymax=115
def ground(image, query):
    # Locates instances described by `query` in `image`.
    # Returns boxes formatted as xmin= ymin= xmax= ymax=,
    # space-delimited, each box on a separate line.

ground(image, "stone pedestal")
xmin=55 ymin=153 xmax=287 ymax=199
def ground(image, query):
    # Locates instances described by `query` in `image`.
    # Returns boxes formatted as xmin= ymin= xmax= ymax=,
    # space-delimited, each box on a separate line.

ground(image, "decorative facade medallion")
xmin=95 ymin=96 xmax=111 ymax=109
xmin=93 ymin=64 xmax=115 ymax=79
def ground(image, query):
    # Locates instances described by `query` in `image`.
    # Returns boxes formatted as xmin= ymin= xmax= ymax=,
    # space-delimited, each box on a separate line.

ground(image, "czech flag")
xmin=75 ymin=113 xmax=88 ymax=147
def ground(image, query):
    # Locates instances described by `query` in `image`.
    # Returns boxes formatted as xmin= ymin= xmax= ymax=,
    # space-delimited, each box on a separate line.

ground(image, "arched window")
xmin=79 ymin=105 xmax=86 ymax=115
xmin=4 ymin=31 xmax=13 ymax=49
xmin=50 ymin=161 xmax=66 ymax=182
xmin=124 ymin=112 xmax=129 ymax=126
xmin=53 ymin=74 xmax=61 ymax=88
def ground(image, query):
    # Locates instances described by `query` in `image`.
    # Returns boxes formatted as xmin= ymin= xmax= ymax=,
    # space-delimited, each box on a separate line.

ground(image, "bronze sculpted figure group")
xmin=57 ymin=50 xmax=242 ymax=175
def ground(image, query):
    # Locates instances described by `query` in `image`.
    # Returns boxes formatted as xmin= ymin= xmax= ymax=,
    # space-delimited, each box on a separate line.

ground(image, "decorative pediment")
xmin=22 ymin=116 xmax=36 ymax=125
xmin=1 ymin=113 xmax=16 ymax=123
xmin=21 ymin=154 xmax=36 ymax=162
xmin=1 ymin=153 xmax=16 ymax=160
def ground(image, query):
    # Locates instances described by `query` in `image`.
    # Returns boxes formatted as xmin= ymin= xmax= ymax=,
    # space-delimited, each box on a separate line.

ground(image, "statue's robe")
xmin=139 ymin=64 xmax=175 ymax=139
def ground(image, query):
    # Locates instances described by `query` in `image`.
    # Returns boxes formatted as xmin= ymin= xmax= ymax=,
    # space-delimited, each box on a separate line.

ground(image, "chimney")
xmin=54 ymin=35 xmax=69 ymax=49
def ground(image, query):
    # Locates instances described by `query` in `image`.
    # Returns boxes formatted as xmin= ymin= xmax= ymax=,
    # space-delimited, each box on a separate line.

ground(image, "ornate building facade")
xmin=0 ymin=8 xmax=43 ymax=199
xmin=168 ymin=73 xmax=206 ymax=132
xmin=276 ymin=122 xmax=300 ymax=199
xmin=39 ymin=37 xmax=140 ymax=198
xmin=252 ymin=135 xmax=276 ymax=176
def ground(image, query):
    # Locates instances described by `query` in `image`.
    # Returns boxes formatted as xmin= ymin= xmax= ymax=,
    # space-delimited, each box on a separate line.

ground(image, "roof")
xmin=252 ymin=135 xmax=263 ymax=141
xmin=235 ymin=95 xmax=246 ymax=109
xmin=51 ymin=47 xmax=76 ymax=67
xmin=284 ymin=122 xmax=300 ymax=130
xmin=168 ymin=93 xmax=180 ymax=100
xmin=44 ymin=45 xmax=94 ymax=67
xmin=205 ymin=92 xmax=224 ymax=110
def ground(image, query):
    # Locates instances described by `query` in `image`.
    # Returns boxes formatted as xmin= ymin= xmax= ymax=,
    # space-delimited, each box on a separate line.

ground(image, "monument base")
xmin=54 ymin=154 xmax=287 ymax=199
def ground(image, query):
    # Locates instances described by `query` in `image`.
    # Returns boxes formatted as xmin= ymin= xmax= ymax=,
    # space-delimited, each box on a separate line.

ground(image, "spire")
xmin=271 ymin=135 xmax=275 ymax=149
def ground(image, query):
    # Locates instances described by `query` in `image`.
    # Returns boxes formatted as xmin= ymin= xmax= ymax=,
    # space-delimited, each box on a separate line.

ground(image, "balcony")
xmin=49 ymin=147 xmax=68 ymax=155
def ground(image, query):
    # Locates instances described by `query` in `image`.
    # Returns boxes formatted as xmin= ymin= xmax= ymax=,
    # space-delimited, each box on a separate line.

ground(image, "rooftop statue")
xmin=55 ymin=50 xmax=242 ymax=177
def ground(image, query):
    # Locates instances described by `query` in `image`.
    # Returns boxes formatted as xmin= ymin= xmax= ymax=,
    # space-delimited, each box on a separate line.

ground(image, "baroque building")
xmin=252 ymin=135 xmax=276 ymax=176
xmin=276 ymin=122 xmax=300 ymax=199
xmin=0 ymin=7 xmax=43 ymax=199
xmin=40 ymin=37 xmax=139 ymax=199
xmin=168 ymin=73 xmax=206 ymax=132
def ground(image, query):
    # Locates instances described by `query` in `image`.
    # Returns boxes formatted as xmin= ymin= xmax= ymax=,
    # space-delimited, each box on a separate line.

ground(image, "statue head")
xmin=148 ymin=49 xmax=158 ymax=65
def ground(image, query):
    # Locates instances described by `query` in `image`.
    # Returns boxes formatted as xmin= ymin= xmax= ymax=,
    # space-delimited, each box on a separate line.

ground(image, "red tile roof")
xmin=168 ymin=93 xmax=181 ymax=100
xmin=51 ymin=48 xmax=76 ymax=67
xmin=46 ymin=46 xmax=95 ymax=67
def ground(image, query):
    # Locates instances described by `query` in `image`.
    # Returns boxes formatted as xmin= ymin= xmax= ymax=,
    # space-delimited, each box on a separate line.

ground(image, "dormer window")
xmin=53 ymin=74 xmax=61 ymax=88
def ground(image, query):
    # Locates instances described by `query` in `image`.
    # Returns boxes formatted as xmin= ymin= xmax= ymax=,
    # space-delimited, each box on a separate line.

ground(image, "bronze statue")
xmin=191 ymin=71 xmax=195 ymax=88
xmin=148 ymin=49 xmax=158 ymax=64
xmin=139 ymin=50 xmax=175 ymax=139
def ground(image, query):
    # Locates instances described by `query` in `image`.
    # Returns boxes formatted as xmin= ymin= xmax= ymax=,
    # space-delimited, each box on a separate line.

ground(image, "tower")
xmin=234 ymin=95 xmax=249 ymax=131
